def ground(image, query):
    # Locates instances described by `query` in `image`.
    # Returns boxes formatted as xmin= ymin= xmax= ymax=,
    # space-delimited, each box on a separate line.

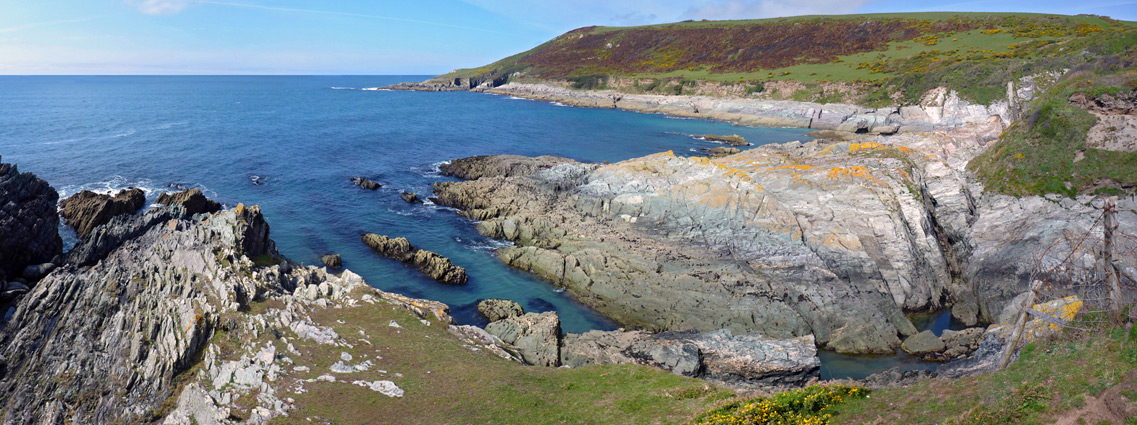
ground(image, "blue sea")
xmin=0 ymin=75 xmax=816 ymax=332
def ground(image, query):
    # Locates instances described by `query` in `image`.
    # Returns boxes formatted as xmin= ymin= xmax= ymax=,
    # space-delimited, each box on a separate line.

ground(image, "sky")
xmin=0 ymin=0 xmax=1135 ymax=75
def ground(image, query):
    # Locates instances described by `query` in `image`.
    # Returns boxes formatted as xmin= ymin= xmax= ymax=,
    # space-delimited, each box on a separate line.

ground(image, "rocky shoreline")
xmin=386 ymin=80 xmax=1017 ymax=135
xmin=428 ymin=125 xmax=1135 ymax=357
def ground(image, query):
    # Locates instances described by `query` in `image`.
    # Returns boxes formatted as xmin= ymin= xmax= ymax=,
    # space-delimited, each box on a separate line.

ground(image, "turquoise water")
xmin=0 ymin=75 xmax=815 ymax=335
xmin=818 ymin=310 xmax=969 ymax=380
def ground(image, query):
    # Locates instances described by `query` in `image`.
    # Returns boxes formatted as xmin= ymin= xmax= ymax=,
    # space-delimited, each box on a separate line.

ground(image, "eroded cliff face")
xmin=431 ymin=116 xmax=1136 ymax=354
xmin=0 ymin=194 xmax=472 ymax=424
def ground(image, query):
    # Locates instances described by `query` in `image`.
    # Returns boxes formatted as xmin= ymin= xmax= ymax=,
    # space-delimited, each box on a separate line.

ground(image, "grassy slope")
xmin=825 ymin=326 xmax=1137 ymax=425
xmin=969 ymin=44 xmax=1137 ymax=197
xmin=439 ymin=13 xmax=1135 ymax=105
xmin=225 ymin=289 xmax=733 ymax=425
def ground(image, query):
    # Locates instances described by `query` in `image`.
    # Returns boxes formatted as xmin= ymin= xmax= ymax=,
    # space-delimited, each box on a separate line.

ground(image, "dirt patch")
xmin=1053 ymin=370 xmax=1137 ymax=425
xmin=1070 ymin=92 xmax=1137 ymax=152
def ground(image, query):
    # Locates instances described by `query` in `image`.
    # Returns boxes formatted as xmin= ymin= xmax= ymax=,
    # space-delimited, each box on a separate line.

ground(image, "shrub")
xmin=694 ymin=385 xmax=868 ymax=425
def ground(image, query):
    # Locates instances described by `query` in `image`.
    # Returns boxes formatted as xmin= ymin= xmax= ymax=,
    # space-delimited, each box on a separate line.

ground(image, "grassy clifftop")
xmin=441 ymin=12 xmax=1135 ymax=105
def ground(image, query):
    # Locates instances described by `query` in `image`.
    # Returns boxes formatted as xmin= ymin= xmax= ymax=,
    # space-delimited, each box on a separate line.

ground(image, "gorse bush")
xmin=694 ymin=385 xmax=868 ymax=425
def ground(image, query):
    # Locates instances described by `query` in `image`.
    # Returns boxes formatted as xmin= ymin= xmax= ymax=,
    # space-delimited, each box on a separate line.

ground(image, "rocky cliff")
xmin=0 ymin=156 xmax=61 ymax=281
xmin=431 ymin=116 xmax=1136 ymax=354
xmin=0 ymin=183 xmax=493 ymax=423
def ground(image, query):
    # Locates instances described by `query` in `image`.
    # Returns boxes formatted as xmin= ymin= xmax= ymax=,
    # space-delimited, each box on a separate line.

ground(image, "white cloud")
xmin=682 ymin=0 xmax=871 ymax=20
xmin=128 ymin=0 xmax=195 ymax=15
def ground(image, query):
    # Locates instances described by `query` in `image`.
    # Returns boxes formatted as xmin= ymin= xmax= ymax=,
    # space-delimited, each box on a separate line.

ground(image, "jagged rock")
xmin=156 ymin=188 xmax=221 ymax=216
xmin=698 ymin=134 xmax=749 ymax=146
xmin=59 ymin=188 xmax=146 ymax=237
xmin=432 ymin=151 xmax=931 ymax=354
xmin=400 ymin=191 xmax=423 ymax=204
xmin=439 ymin=155 xmax=579 ymax=180
xmin=478 ymin=298 xmax=524 ymax=322
xmin=0 ymin=204 xmax=284 ymax=423
xmin=0 ymin=156 xmax=61 ymax=278
xmin=20 ymin=263 xmax=56 ymax=281
xmin=485 ymin=311 xmax=561 ymax=367
xmin=321 ymin=254 xmax=342 ymax=269
xmin=901 ymin=330 xmax=946 ymax=355
xmin=350 ymin=177 xmax=381 ymax=190
xmin=939 ymin=327 xmax=985 ymax=359
xmin=361 ymin=233 xmax=468 ymax=284
xmin=361 ymin=234 xmax=414 ymax=262
xmin=412 ymin=250 xmax=467 ymax=284
xmin=561 ymin=329 xmax=819 ymax=389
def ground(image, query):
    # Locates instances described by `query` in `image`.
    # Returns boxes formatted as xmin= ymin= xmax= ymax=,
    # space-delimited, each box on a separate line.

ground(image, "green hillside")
xmin=440 ymin=12 xmax=1135 ymax=106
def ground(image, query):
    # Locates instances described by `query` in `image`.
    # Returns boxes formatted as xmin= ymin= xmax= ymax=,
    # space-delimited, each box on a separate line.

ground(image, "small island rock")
xmin=350 ymin=177 xmax=381 ymax=190
xmin=321 ymin=254 xmax=342 ymax=269
xmin=361 ymin=233 xmax=468 ymax=284
xmin=400 ymin=192 xmax=423 ymax=204
xmin=478 ymin=299 xmax=524 ymax=322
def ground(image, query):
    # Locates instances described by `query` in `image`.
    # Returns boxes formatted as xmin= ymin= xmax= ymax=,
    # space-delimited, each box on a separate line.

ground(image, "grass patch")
xmin=266 ymin=293 xmax=732 ymax=425
xmin=968 ymin=50 xmax=1137 ymax=197
xmin=826 ymin=325 xmax=1137 ymax=424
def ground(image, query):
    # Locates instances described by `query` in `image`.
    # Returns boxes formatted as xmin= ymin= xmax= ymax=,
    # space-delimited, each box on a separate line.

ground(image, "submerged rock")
xmin=361 ymin=233 xmax=468 ymax=284
xmin=350 ymin=177 xmax=381 ymax=190
xmin=478 ymin=298 xmax=524 ymax=322
xmin=321 ymin=253 xmax=342 ymax=269
xmin=0 ymin=156 xmax=61 ymax=278
xmin=156 ymin=188 xmax=222 ymax=216
xmin=59 ymin=188 xmax=146 ymax=237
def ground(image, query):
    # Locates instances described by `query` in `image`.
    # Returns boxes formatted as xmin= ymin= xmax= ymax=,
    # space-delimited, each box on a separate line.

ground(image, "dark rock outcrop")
xmin=0 ymin=157 xmax=61 ymax=278
xmin=400 ymin=192 xmax=423 ymax=204
xmin=20 ymin=263 xmax=55 ymax=281
xmin=350 ymin=177 xmax=381 ymax=190
xmin=360 ymin=234 xmax=468 ymax=284
xmin=321 ymin=254 xmax=342 ymax=268
xmin=478 ymin=299 xmax=524 ymax=322
xmin=59 ymin=188 xmax=145 ymax=237
xmin=156 ymin=188 xmax=222 ymax=216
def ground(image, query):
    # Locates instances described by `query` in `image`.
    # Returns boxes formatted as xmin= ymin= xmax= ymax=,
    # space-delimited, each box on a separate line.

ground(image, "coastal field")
xmin=440 ymin=12 xmax=1135 ymax=105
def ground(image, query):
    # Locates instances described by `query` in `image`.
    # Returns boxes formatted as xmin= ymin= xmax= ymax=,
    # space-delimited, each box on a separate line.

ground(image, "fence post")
xmin=1104 ymin=197 xmax=1123 ymax=320
xmin=999 ymin=279 xmax=1042 ymax=370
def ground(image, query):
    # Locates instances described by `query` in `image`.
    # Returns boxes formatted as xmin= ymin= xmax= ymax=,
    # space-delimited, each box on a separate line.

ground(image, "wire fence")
xmin=999 ymin=197 xmax=1137 ymax=369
